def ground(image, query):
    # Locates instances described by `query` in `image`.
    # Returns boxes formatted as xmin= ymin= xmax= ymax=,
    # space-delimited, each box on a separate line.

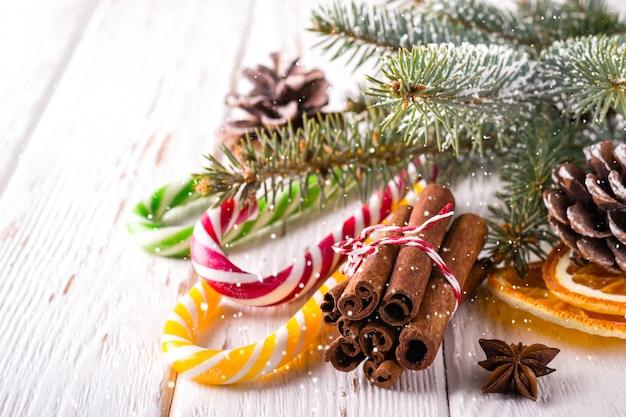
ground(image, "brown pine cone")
xmin=218 ymin=52 xmax=330 ymax=152
xmin=543 ymin=141 xmax=626 ymax=273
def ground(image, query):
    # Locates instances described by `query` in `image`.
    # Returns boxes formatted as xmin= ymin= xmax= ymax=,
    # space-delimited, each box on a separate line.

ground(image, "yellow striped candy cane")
xmin=161 ymin=272 xmax=343 ymax=384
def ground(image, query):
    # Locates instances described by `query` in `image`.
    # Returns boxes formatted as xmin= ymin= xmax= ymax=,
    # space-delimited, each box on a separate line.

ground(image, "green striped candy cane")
xmin=127 ymin=177 xmax=340 ymax=258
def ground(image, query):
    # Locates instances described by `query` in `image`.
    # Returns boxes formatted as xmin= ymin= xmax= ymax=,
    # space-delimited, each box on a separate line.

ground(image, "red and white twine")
xmin=332 ymin=203 xmax=462 ymax=313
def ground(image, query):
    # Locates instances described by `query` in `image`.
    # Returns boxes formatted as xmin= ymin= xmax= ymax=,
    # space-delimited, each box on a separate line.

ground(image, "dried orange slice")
xmin=487 ymin=262 xmax=626 ymax=339
xmin=544 ymin=244 xmax=626 ymax=316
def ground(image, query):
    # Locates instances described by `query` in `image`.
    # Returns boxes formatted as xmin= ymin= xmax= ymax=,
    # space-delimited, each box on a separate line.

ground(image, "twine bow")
xmin=332 ymin=203 xmax=462 ymax=312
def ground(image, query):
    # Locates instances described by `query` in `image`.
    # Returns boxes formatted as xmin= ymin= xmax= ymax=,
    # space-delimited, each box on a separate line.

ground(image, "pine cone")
xmin=543 ymin=141 xmax=626 ymax=273
xmin=218 ymin=52 xmax=330 ymax=151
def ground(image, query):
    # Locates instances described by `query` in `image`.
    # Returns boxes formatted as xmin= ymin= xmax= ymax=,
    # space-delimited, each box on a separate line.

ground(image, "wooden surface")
xmin=1 ymin=1 xmax=625 ymax=416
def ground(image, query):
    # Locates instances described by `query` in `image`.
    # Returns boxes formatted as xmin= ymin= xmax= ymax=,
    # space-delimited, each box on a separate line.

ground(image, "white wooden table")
xmin=2 ymin=1 xmax=626 ymax=416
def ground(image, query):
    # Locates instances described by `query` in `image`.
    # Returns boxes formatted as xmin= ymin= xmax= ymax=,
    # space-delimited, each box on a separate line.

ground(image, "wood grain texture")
xmin=0 ymin=0 xmax=252 ymax=415
xmin=444 ymin=284 xmax=626 ymax=417
xmin=2 ymin=0 xmax=626 ymax=416
xmin=0 ymin=0 xmax=99 ymax=191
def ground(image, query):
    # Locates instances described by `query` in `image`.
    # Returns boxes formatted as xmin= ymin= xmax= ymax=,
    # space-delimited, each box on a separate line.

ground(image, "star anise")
xmin=477 ymin=338 xmax=560 ymax=401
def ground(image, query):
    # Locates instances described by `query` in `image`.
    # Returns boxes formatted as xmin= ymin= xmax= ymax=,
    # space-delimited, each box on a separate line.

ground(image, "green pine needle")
xmin=309 ymin=0 xmax=502 ymax=69
xmin=541 ymin=35 xmax=626 ymax=122
xmin=366 ymin=44 xmax=534 ymax=153
xmin=195 ymin=112 xmax=431 ymax=208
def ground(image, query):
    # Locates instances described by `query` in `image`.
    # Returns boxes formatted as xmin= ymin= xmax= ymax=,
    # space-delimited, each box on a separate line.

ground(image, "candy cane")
xmin=191 ymin=174 xmax=412 ymax=306
xmin=162 ymin=182 xmax=425 ymax=385
xmin=127 ymin=176 xmax=340 ymax=258
xmin=161 ymin=271 xmax=343 ymax=385
xmin=127 ymin=178 xmax=214 ymax=257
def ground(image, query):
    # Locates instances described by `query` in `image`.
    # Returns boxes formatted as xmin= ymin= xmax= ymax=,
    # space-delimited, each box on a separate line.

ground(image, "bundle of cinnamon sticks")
xmin=321 ymin=184 xmax=489 ymax=387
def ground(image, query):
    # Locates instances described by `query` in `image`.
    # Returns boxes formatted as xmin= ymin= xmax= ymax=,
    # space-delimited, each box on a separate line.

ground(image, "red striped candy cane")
xmin=190 ymin=175 xmax=411 ymax=306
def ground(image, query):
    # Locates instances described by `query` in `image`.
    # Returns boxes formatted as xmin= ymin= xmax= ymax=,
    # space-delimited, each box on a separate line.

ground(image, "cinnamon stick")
xmin=395 ymin=213 xmax=488 ymax=371
xmin=460 ymin=257 xmax=492 ymax=303
xmin=364 ymin=358 xmax=405 ymax=388
xmin=321 ymin=278 xmax=351 ymax=325
xmin=363 ymin=351 xmax=388 ymax=384
xmin=337 ymin=316 xmax=366 ymax=340
xmin=379 ymin=184 xmax=455 ymax=326
xmin=324 ymin=335 xmax=365 ymax=372
xmin=363 ymin=356 xmax=383 ymax=381
xmin=358 ymin=320 xmax=399 ymax=357
xmin=337 ymin=205 xmax=413 ymax=320
xmin=364 ymin=349 xmax=387 ymax=370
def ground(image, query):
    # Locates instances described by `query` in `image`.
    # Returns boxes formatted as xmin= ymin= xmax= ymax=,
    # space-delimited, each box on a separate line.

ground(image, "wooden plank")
xmin=444 ymin=284 xmax=626 ymax=416
xmin=166 ymin=1 xmax=450 ymax=416
xmin=0 ymin=0 xmax=98 ymax=191
xmin=0 ymin=0 xmax=254 ymax=416
xmin=443 ymin=205 xmax=626 ymax=413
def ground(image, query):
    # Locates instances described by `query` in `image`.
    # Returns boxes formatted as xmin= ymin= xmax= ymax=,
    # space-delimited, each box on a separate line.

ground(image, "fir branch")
xmin=189 ymin=0 xmax=626 ymax=278
xmin=309 ymin=0 xmax=501 ymax=69
xmin=518 ymin=0 xmax=626 ymax=42
xmin=425 ymin=0 xmax=541 ymax=48
xmin=194 ymin=112 xmax=429 ymax=208
xmin=486 ymin=199 xmax=554 ymax=278
xmin=366 ymin=44 xmax=535 ymax=153
xmin=310 ymin=0 xmax=626 ymax=71
xmin=348 ymin=88 xmax=503 ymax=185
xmin=484 ymin=112 xmax=592 ymax=275
xmin=540 ymin=35 xmax=626 ymax=122
xmin=430 ymin=0 xmax=626 ymax=51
